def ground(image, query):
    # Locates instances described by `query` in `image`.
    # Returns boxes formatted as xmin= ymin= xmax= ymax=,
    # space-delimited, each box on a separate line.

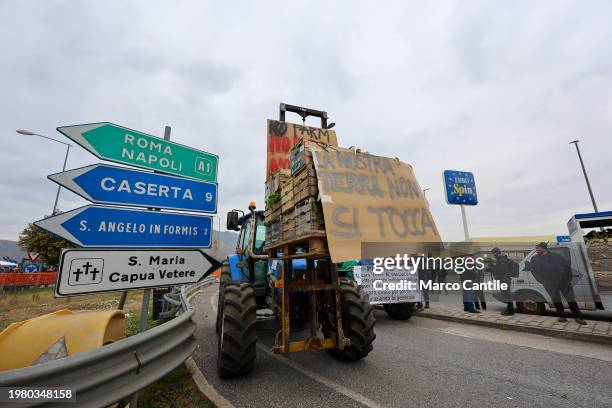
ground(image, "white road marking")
xmin=257 ymin=345 xmax=386 ymax=408
xmin=436 ymin=328 xmax=476 ymax=339
xmin=211 ymin=293 xmax=218 ymax=314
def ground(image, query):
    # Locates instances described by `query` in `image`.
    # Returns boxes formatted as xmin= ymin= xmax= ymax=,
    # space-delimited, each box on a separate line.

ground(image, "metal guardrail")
xmin=0 ymin=277 xmax=218 ymax=407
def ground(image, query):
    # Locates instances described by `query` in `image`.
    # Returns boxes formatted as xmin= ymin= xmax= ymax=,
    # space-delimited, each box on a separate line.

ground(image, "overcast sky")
xmin=1 ymin=1 xmax=610 ymax=242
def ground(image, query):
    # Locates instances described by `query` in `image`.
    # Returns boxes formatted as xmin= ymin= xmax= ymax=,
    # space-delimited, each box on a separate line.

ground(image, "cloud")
xmin=0 ymin=0 xmax=611 ymax=243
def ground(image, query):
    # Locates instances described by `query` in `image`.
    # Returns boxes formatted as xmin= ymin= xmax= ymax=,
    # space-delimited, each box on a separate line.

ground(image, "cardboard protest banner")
xmin=312 ymin=146 xmax=442 ymax=262
xmin=266 ymin=120 xmax=338 ymax=178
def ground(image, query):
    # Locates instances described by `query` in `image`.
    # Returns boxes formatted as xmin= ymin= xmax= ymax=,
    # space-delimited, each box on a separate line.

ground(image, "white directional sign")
xmin=56 ymin=248 xmax=221 ymax=296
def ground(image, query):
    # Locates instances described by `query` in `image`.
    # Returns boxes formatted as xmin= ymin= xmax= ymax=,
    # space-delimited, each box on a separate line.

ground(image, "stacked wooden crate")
xmin=265 ymin=139 xmax=325 ymax=243
xmin=287 ymin=140 xmax=325 ymax=238
xmin=264 ymin=172 xmax=289 ymax=243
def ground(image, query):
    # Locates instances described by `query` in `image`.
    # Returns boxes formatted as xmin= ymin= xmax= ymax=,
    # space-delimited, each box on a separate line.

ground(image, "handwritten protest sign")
xmin=353 ymin=265 xmax=422 ymax=304
xmin=266 ymin=120 xmax=338 ymax=177
xmin=312 ymin=146 xmax=441 ymax=262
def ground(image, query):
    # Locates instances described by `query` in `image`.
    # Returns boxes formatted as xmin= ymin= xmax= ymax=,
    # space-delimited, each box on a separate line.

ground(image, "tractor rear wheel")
xmin=215 ymin=262 xmax=232 ymax=333
xmin=217 ymin=282 xmax=258 ymax=378
xmin=384 ymin=302 xmax=415 ymax=320
xmin=330 ymin=278 xmax=376 ymax=361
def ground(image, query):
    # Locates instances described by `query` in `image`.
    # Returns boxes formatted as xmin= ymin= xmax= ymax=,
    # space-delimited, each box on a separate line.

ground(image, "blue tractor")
xmin=216 ymin=203 xmax=376 ymax=378
xmin=216 ymin=104 xmax=376 ymax=378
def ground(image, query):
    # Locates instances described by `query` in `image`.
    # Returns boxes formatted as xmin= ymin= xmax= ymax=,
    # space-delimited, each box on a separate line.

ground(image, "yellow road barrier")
xmin=0 ymin=309 xmax=125 ymax=371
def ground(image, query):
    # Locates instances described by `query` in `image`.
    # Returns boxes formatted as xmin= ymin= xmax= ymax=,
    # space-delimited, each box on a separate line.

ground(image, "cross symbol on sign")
xmin=68 ymin=258 xmax=104 ymax=286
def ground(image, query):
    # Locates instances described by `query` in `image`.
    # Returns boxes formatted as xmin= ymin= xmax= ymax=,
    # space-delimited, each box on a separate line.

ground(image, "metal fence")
xmin=0 ymin=277 xmax=217 ymax=407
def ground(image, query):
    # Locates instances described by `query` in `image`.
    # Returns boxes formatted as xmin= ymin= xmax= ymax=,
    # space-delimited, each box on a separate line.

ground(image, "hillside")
xmin=0 ymin=240 xmax=26 ymax=262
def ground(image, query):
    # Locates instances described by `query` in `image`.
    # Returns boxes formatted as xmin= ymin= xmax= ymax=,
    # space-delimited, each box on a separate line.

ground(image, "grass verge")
xmin=122 ymin=310 xmax=214 ymax=408
xmin=134 ymin=364 xmax=214 ymax=408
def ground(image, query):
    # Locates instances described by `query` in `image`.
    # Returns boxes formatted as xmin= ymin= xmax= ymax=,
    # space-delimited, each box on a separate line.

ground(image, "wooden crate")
xmin=281 ymin=199 xmax=294 ymax=214
xmin=293 ymin=164 xmax=317 ymax=187
xmin=290 ymin=139 xmax=314 ymax=175
xmin=264 ymin=203 xmax=282 ymax=225
xmin=281 ymin=213 xmax=295 ymax=240
xmin=266 ymin=221 xmax=282 ymax=243
xmin=280 ymin=180 xmax=293 ymax=198
xmin=292 ymin=162 xmax=318 ymax=205
xmin=280 ymin=178 xmax=294 ymax=214
xmin=296 ymin=221 xmax=324 ymax=237
xmin=294 ymin=198 xmax=324 ymax=236
xmin=293 ymin=185 xmax=318 ymax=206
xmin=265 ymin=172 xmax=290 ymax=199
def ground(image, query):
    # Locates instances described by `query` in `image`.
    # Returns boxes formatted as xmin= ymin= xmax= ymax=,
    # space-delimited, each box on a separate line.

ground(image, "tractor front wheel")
xmin=330 ymin=278 xmax=376 ymax=361
xmin=215 ymin=262 xmax=232 ymax=333
xmin=217 ymin=282 xmax=258 ymax=378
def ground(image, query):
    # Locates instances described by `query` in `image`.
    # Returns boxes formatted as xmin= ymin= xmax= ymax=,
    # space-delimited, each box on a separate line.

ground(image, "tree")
xmin=18 ymin=221 xmax=74 ymax=269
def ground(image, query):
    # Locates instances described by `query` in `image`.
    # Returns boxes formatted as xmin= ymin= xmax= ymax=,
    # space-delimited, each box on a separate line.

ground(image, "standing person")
xmin=460 ymin=255 xmax=479 ymax=313
xmin=437 ymin=267 xmax=448 ymax=295
xmin=490 ymin=247 xmax=517 ymax=315
xmin=531 ymin=242 xmax=587 ymax=324
xmin=417 ymin=262 xmax=431 ymax=310
xmin=473 ymin=264 xmax=487 ymax=311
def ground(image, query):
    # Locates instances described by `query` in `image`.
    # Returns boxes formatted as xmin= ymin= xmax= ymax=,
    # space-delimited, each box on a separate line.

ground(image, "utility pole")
xmin=16 ymin=129 xmax=72 ymax=215
xmin=569 ymin=140 xmax=599 ymax=213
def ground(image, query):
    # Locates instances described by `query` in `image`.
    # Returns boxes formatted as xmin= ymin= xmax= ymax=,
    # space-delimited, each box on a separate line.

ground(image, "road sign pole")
xmin=138 ymin=289 xmax=151 ymax=332
xmin=460 ymin=205 xmax=470 ymax=241
xmin=117 ymin=291 xmax=127 ymax=310
xmin=132 ymin=126 xmax=171 ymax=408
xmin=138 ymin=126 xmax=170 ymax=331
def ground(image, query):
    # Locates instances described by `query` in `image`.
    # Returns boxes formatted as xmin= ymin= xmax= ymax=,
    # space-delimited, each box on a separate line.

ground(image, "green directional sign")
xmin=57 ymin=122 xmax=218 ymax=182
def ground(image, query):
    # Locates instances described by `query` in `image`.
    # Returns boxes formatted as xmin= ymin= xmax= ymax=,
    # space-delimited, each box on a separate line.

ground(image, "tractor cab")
xmin=226 ymin=202 xmax=268 ymax=295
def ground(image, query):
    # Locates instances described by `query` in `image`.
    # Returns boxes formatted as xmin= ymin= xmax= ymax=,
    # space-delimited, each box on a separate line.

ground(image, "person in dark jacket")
xmin=490 ymin=247 xmax=516 ymax=315
xmin=531 ymin=242 xmax=586 ymax=324
xmin=417 ymin=262 xmax=432 ymax=310
xmin=460 ymin=255 xmax=480 ymax=313
xmin=437 ymin=267 xmax=448 ymax=295
xmin=473 ymin=266 xmax=487 ymax=311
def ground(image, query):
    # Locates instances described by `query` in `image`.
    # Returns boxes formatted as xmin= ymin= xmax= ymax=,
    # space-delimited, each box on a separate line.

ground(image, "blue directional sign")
xmin=443 ymin=170 xmax=478 ymax=206
xmin=48 ymin=164 xmax=217 ymax=213
xmin=34 ymin=205 xmax=212 ymax=248
xmin=556 ymin=235 xmax=572 ymax=243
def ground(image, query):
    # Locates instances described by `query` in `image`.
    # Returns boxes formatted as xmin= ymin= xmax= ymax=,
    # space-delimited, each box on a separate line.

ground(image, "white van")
xmin=493 ymin=211 xmax=612 ymax=315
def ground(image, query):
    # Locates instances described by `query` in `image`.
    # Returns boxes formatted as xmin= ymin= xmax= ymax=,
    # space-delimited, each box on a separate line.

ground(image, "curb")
xmin=186 ymin=357 xmax=235 ymax=408
xmin=417 ymin=311 xmax=612 ymax=346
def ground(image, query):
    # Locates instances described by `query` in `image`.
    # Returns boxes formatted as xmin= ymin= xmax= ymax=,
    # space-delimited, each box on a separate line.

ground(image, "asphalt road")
xmin=192 ymin=284 xmax=612 ymax=408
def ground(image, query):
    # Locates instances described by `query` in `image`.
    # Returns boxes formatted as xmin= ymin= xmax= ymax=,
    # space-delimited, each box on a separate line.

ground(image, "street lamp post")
xmin=17 ymin=129 xmax=72 ymax=215
xmin=569 ymin=140 xmax=598 ymax=213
